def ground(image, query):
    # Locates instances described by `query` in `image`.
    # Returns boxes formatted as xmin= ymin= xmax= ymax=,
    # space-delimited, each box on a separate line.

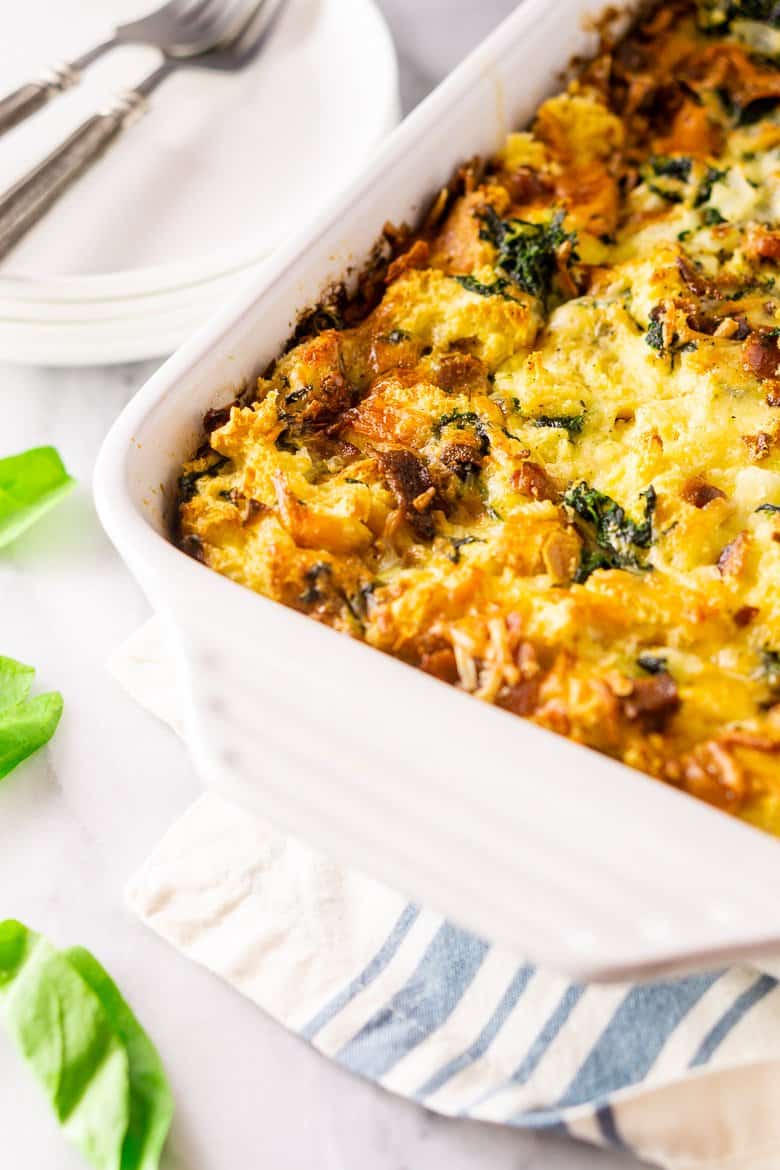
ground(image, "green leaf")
xmin=649 ymin=155 xmax=692 ymax=181
xmin=637 ymin=654 xmax=669 ymax=675
xmin=0 ymin=921 xmax=130 ymax=1170
xmin=0 ymin=656 xmax=63 ymax=780
xmin=530 ymin=413 xmax=585 ymax=436
xmin=0 ymin=656 xmax=34 ymax=707
xmin=452 ymin=274 xmax=513 ymax=299
xmin=759 ymin=648 xmax=780 ymax=695
xmin=0 ymin=922 xmax=173 ymax=1170
xmin=694 ymin=166 xmax=728 ymax=208
xmin=0 ymin=446 xmax=75 ymax=548
xmin=0 ymin=691 xmax=63 ymax=779
xmin=478 ymin=207 xmax=578 ymax=305
xmin=564 ymin=481 xmax=657 ymax=582
xmin=65 ymin=948 xmax=173 ymax=1170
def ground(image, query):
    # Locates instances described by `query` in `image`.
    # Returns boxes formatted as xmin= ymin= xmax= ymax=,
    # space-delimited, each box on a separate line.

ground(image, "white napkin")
xmin=112 ymin=618 xmax=780 ymax=1170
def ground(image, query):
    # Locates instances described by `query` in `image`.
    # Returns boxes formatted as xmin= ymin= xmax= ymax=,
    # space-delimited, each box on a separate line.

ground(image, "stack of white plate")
xmin=0 ymin=0 xmax=399 ymax=365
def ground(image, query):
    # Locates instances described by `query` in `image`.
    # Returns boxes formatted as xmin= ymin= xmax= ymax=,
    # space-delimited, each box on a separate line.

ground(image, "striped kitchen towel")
xmin=113 ymin=619 xmax=780 ymax=1170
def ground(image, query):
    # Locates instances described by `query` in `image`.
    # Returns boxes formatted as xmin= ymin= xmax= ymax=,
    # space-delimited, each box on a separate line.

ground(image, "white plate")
xmin=0 ymin=0 xmax=399 ymax=365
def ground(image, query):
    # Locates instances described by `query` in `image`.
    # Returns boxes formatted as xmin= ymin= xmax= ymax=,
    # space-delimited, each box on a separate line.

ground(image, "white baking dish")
xmin=94 ymin=0 xmax=780 ymax=981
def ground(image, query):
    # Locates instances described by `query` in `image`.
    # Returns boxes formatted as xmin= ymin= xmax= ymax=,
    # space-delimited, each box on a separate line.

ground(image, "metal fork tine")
xmin=180 ymin=0 xmax=248 ymax=39
xmin=220 ymin=0 xmax=282 ymax=59
xmin=177 ymin=0 xmax=224 ymax=26
xmin=213 ymin=0 xmax=260 ymax=32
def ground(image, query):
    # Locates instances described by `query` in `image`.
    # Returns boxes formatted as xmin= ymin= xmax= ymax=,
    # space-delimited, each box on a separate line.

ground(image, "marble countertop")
xmin=0 ymin=3 xmax=648 ymax=1168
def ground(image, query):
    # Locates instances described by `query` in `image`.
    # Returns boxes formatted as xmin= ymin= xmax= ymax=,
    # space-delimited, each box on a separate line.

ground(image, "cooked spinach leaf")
xmin=434 ymin=411 xmax=491 ymax=454
xmin=447 ymin=535 xmax=486 ymax=564
xmin=178 ymin=455 xmax=229 ymax=503
xmin=530 ymin=413 xmax=585 ymax=436
xmin=759 ymin=648 xmax=780 ymax=693
xmin=644 ymin=310 xmax=697 ymax=357
xmin=344 ymin=581 xmax=377 ymax=621
xmin=738 ymin=97 xmax=780 ymax=126
xmin=478 ymin=206 xmax=577 ymax=303
xmin=695 ymin=166 xmax=728 ymax=207
xmin=300 ymin=562 xmax=333 ymax=605
xmin=453 ymin=274 xmax=512 ymax=299
xmin=564 ymin=481 xmax=657 ymax=582
xmin=637 ymin=654 xmax=669 ymax=675
xmin=285 ymin=386 xmax=311 ymax=405
xmin=650 ymin=155 xmax=693 ymax=181
xmin=648 ymin=183 xmax=685 ymax=204
xmin=698 ymin=0 xmax=780 ymax=29
xmin=756 ymin=502 xmax=780 ymax=513
xmin=645 ymin=316 xmax=665 ymax=352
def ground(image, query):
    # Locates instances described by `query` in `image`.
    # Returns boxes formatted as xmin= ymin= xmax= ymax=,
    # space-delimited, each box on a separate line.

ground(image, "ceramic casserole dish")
xmin=94 ymin=0 xmax=780 ymax=981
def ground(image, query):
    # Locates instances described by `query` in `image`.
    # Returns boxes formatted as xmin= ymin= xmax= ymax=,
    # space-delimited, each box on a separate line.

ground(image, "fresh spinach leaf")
xmin=0 ymin=921 xmax=172 ymax=1170
xmin=0 ymin=447 xmax=75 ymax=548
xmin=0 ymin=656 xmax=63 ymax=780
xmin=65 ymin=947 xmax=173 ymax=1170
xmin=0 ymin=921 xmax=130 ymax=1169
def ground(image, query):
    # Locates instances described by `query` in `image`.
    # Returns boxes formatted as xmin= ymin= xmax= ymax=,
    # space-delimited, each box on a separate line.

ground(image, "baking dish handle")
xmin=158 ymin=574 xmax=780 ymax=983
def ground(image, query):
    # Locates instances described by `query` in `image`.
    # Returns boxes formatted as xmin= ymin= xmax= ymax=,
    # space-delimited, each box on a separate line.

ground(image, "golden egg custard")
xmin=178 ymin=0 xmax=780 ymax=831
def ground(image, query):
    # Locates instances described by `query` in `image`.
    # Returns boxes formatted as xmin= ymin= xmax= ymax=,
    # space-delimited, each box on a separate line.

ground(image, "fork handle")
xmin=0 ymin=64 xmax=81 ymax=137
xmin=0 ymin=90 xmax=147 ymax=263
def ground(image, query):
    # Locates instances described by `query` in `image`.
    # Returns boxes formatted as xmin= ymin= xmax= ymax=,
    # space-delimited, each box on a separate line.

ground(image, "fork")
xmin=0 ymin=0 xmax=285 ymax=262
xmin=0 ymin=0 xmax=259 ymax=138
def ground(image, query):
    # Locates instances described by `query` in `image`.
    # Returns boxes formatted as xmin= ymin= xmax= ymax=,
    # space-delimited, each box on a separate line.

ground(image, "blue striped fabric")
xmin=552 ymin=974 xmax=722 ymax=1107
xmin=506 ymin=984 xmax=586 ymax=1087
xmin=301 ymin=903 xmax=421 ymax=1041
xmin=336 ymin=922 xmax=489 ymax=1078
xmin=314 ymin=900 xmax=780 ymax=1152
xmin=688 ymin=973 xmax=777 ymax=1067
xmin=414 ymin=963 xmax=535 ymax=1099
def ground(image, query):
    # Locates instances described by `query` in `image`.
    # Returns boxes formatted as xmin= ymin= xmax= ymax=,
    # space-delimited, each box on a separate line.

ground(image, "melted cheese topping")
xmin=179 ymin=0 xmax=780 ymax=831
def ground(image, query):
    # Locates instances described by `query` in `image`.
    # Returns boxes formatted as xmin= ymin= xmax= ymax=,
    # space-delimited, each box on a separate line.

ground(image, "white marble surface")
xmin=0 ymin=3 xmax=649 ymax=1168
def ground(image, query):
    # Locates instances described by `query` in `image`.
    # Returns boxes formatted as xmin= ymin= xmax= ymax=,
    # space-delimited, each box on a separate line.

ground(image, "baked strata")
xmin=178 ymin=0 xmax=780 ymax=831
